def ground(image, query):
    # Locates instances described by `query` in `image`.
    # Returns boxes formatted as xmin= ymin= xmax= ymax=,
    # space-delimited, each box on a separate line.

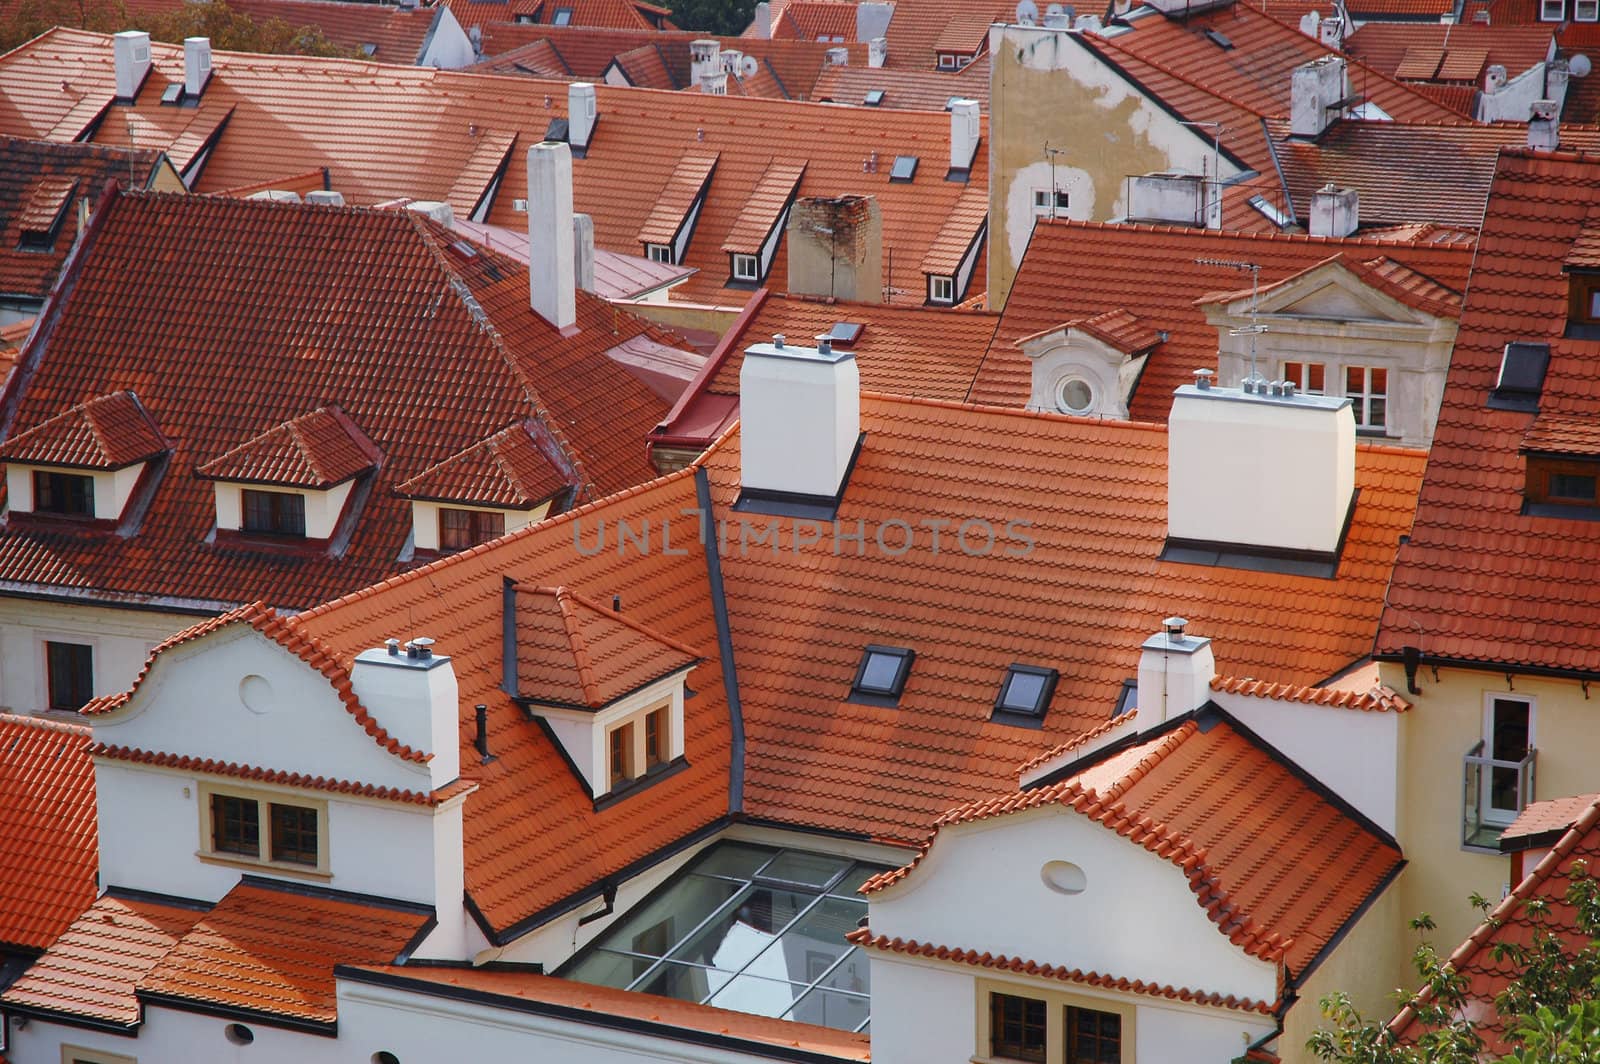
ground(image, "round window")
xmin=1055 ymin=377 xmax=1095 ymax=415
xmin=373 ymin=1053 xmax=402 ymax=1064
xmin=1040 ymin=860 xmax=1087 ymax=895
xmin=225 ymin=1023 xmax=255 ymax=1045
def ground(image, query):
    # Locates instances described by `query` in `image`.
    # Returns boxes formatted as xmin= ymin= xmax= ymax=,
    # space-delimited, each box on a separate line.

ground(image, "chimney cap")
xmin=1142 ymin=617 xmax=1211 ymax=655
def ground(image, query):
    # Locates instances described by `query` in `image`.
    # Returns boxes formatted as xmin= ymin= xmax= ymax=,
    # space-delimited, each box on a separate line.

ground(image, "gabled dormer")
xmin=0 ymin=390 xmax=168 ymax=529
xmin=395 ymin=421 xmax=569 ymax=557
xmin=720 ymin=158 xmax=805 ymax=285
xmin=505 ymin=584 xmax=699 ymax=807
xmin=196 ymin=406 xmax=379 ymax=552
xmin=1017 ymin=309 xmax=1164 ymax=420
xmin=1562 ymin=216 xmax=1600 ymax=339
xmin=637 ymin=152 xmax=718 ymax=265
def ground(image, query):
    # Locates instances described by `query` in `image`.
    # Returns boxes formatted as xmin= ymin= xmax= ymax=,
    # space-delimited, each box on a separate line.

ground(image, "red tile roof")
xmin=1521 ymin=411 xmax=1600 ymax=457
xmin=139 ymin=880 xmax=430 ymax=1025
xmin=446 ymin=0 xmax=673 ymax=31
xmin=395 ymin=420 xmax=567 ymax=508
xmin=1345 ymin=22 xmax=1554 ymax=88
xmin=1210 ymin=674 xmax=1410 ymax=711
xmin=638 ymin=153 xmax=719 ymax=247
xmin=976 ymin=220 xmax=1475 ymax=419
xmin=811 ymin=60 xmax=991 ymax=111
xmin=920 ymin=182 xmax=987 ymax=276
xmin=864 ymin=714 xmax=1403 ymax=977
xmin=1376 ymin=150 xmax=1600 ymax=675
xmin=871 ymin=0 xmax=1012 ymax=70
xmin=1389 ymin=794 xmax=1600 ymax=1056
xmin=0 ymin=190 xmax=673 ymax=610
xmin=514 ymin=584 xmax=700 ymax=709
xmin=771 ymin=0 xmax=857 ymax=41
xmin=0 ymin=893 xmax=207 ymax=1027
xmin=0 ymin=389 xmax=166 ymax=470
xmin=230 ymin=0 xmax=443 ymax=63
xmin=721 ymin=158 xmax=805 ymax=255
xmin=195 ymin=405 xmax=380 ymax=488
xmin=345 ymin=964 xmax=873 ymax=1060
xmin=0 ymin=30 xmax=982 ymax=308
xmin=931 ymin=8 xmax=996 ymax=57
xmin=1501 ymin=792 xmax=1599 ymax=847
xmin=0 ymin=714 xmax=97 ymax=953
xmin=0 ymin=137 xmax=167 ymax=303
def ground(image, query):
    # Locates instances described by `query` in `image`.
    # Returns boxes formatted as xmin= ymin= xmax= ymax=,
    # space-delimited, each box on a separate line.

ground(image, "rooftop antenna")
xmin=1044 ymin=143 xmax=1067 ymax=219
xmin=1195 ymin=257 xmax=1266 ymax=388
xmin=1178 ymin=120 xmax=1223 ymax=227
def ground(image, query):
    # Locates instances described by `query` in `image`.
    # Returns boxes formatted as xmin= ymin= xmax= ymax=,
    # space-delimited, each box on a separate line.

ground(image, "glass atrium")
xmin=559 ymin=841 xmax=891 ymax=1033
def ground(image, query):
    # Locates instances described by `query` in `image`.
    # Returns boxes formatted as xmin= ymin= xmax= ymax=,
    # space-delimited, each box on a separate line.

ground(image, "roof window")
xmin=824 ymin=321 xmax=865 ymax=346
xmin=850 ymin=644 xmax=914 ymax=705
xmin=889 ymin=155 xmax=918 ymax=182
xmin=863 ymin=89 xmax=885 ymax=106
xmin=553 ymin=5 xmax=573 ymax=23
xmin=992 ymin=664 xmax=1058 ymax=726
xmin=1487 ymin=342 xmax=1550 ymax=412
xmin=1113 ymin=678 xmax=1137 ymax=718
xmin=1203 ymin=28 xmax=1234 ymax=49
xmin=160 ymin=83 xmax=183 ymax=105
xmin=545 ymin=117 xmax=569 ymax=143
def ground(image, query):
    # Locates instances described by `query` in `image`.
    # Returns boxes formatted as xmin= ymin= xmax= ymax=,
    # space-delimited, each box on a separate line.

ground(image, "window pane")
xmin=1000 ymin=670 xmax=1049 ymax=713
xmin=827 ymin=864 xmax=880 ymax=898
xmin=242 ymin=490 xmax=306 ymax=536
xmin=46 ymin=641 xmax=94 ymax=711
xmin=706 ymin=972 xmax=809 ymax=1015
xmin=1068 ymin=1005 xmax=1122 ymax=1064
xmin=33 ymin=471 xmax=94 ymax=516
xmin=665 ymin=885 xmax=813 ymax=971
xmin=744 ymin=897 xmax=860 ymax=984
xmin=787 ymin=985 xmax=871 ymax=1032
xmin=1551 ymin=473 xmax=1597 ymax=501
xmin=645 ymin=708 xmax=666 ymax=767
xmin=211 ymin=794 xmax=259 ymax=856
xmin=270 ymin=803 xmax=319 ymax=865
xmin=693 ymin=842 xmax=778 ymax=880
xmin=858 ymin=651 xmax=903 ymax=692
xmin=635 ymin=959 xmax=735 ymax=1002
xmin=580 ymin=874 xmax=743 ymax=973
xmin=991 ymin=993 xmax=1047 ymax=1062
xmin=760 ymin=851 xmax=849 ymax=890
xmin=565 ymin=948 xmax=656 ymax=988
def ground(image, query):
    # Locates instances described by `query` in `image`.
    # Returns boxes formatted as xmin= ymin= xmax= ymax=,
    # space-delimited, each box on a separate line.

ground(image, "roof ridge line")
xmin=0 ymin=710 xmax=91 ymax=737
xmin=551 ymin=586 xmax=604 ymax=708
xmin=560 ymin=585 xmax=704 ymax=659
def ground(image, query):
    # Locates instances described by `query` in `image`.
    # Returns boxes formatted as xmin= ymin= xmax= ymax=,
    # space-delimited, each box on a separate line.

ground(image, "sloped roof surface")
xmin=0 ymin=191 xmax=671 ymax=609
xmin=722 ymin=158 xmax=805 ymax=255
xmin=811 ymin=60 xmax=991 ymax=111
xmin=1377 ymin=150 xmax=1600 ymax=673
xmin=445 ymin=0 xmax=673 ymax=30
xmin=195 ymin=406 xmax=379 ymax=488
xmin=514 ymin=583 xmax=700 ymax=708
xmin=0 ymin=389 xmax=166 ymax=470
xmin=979 ymin=220 xmax=1474 ymax=419
xmin=0 ymin=715 xmax=96 ymax=952
xmin=1345 ymin=22 xmax=1553 ymax=86
xmin=395 ymin=420 xmax=566 ymax=508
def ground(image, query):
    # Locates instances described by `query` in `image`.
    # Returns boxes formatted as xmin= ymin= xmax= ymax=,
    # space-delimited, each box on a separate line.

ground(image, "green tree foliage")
xmin=1 ymin=0 xmax=130 ymax=52
xmin=665 ymin=0 xmax=758 ymax=37
xmin=1307 ymin=864 xmax=1600 ymax=1064
xmin=2 ymin=0 xmax=360 ymax=58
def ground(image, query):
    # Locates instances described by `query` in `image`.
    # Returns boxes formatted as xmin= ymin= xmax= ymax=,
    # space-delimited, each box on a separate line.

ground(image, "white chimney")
xmin=568 ymin=82 xmax=597 ymax=154
xmin=1309 ymin=183 xmax=1359 ymax=237
xmin=304 ymin=189 xmax=345 ymax=206
xmin=690 ymin=39 xmax=727 ymax=94
xmin=573 ymin=212 xmax=595 ymax=292
xmin=1168 ymin=381 xmax=1356 ymax=555
xmin=1529 ymin=98 xmax=1560 ymax=151
xmin=1290 ymin=55 xmax=1347 ymax=138
xmin=1127 ymin=172 xmax=1207 ymax=227
xmin=739 ymin=336 xmax=860 ymax=501
xmin=825 ymin=46 xmax=849 ymax=65
xmin=1485 ymin=64 xmax=1508 ymax=93
xmin=113 ymin=30 xmax=151 ymax=101
xmin=1319 ymin=14 xmax=1343 ymax=49
xmin=350 ymin=638 xmax=461 ymax=789
xmin=949 ymin=98 xmax=981 ymax=174
xmin=1298 ymin=9 xmax=1320 ymax=38
xmin=183 ymin=36 xmax=211 ymax=98
xmin=856 ymin=1 xmax=893 ymax=42
xmin=1135 ymin=617 xmax=1215 ymax=728
xmin=406 ymin=200 xmax=454 ymax=226
xmin=527 ymin=143 xmax=577 ymax=330
xmin=751 ymin=1 xmax=772 ymax=38
xmin=868 ymin=36 xmax=887 ymax=67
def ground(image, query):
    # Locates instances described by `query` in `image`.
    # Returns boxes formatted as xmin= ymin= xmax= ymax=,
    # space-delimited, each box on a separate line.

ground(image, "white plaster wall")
xmin=349 ymin=651 xmax=461 ymax=788
xmin=0 ymin=597 xmax=188 ymax=714
xmin=1136 ymin=996 xmax=1273 ymax=1063
xmin=867 ymin=952 xmax=975 ymax=1064
xmin=532 ymin=674 xmax=688 ymax=796
xmin=1213 ymin=691 xmax=1400 ymax=835
xmin=5 ymin=461 xmax=145 ymax=520
xmin=869 ymin=805 xmax=1280 ymax=1004
xmin=409 ymin=499 xmax=545 ymax=552
xmin=93 ymin=625 xmax=429 ymax=794
xmin=421 ymin=4 xmax=475 ymax=68
xmin=5 ymin=1008 xmax=343 ymax=1064
xmin=211 ymin=479 xmax=351 ymax=539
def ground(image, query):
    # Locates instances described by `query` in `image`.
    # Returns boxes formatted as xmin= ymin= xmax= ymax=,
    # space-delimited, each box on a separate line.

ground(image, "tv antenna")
xmin=1195 ymin=257 xmax=1266 ymax=387
xmin=1044 ymin=143 xmax=1067 ymax=219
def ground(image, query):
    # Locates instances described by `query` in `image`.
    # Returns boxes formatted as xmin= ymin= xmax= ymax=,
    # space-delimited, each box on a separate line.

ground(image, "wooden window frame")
xmin=438 ymin=507 xmax=506 ymax=552
xmin=1571 ymin=273 xmax=1600 ymax=323
xmin=45 ymin=639 xmax=94 ymax=711
xmin=644 ymin=706 xmax=667 ymax=768
xmin=241 ymin=488 xmax=307 ymax=537
xmin=975 ymin=979 xmax=1135 ymax=1064
xmin=197 ymin=782 xmax=329 ymax=876
xmin=990 ymin=992 xmax=1048 ymax=1062
xmin=1526 ymin=455 xmax=1600 ymax=507
xmin=32 ymin=469 xmax=95 ymax=517
xmin=608 ymin=720 xmax=637 ymax=791
xmin=646 ymin=243 xmax=672 ymax=264
xmin=62 ymin=1047 xmax=139 ymax=1064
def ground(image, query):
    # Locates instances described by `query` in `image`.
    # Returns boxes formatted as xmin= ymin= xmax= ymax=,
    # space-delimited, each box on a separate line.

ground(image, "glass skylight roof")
xmin=559 ymin=841 xmax=892 ymax=1032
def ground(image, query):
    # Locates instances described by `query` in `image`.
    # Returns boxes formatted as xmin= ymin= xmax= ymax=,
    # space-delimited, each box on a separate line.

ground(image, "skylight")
xmin=545 ymin=117 xmax=570 ymax=143
xmin=992 ymin=664 xmax=1058 ymax=724
xmin=1203 ymin=28 xmax=1234 ymax=49
xmin=851 ymin=645 xmax=914 ymax=704
xmin=824 ymin=322 xmax=865 ymax=346
xmin=1488 ymin=342 xmax=1550 ymax=412
xmin=863 ymin=89 xmax=885 ymax=106
xmin=888 ymin=155 xmax=918 ymax=183
xmin=559 ymin=841 xmax=889 ymax=1033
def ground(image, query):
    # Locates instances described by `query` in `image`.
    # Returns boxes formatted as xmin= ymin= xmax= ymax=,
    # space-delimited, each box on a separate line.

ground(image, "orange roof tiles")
xmin=931 ymin=8 xmax=995 ymax=57
xmin=638 ymin=153 xmax=719 ymax=248
xmin=1501 ymin=792 xmax=1599 ymax=847
xmin=447 ymin=0 xmax=673 ymax=31
xmin=772 ymin=0 xmax=857 ymax=41
xmin=978 ymin=220 xmax=1474 ymax=419
xmin=228 ymin=0 xmax=443 ymax=62
xmin=139 ymin=879 xmax=430 ymax=1025
xmin=811 ymin=60 xmax=991 ymax=111
xmin=514 ymin=584 xmax=700 ymax=709
xmin=0 ymin=190 xmax=673 ymax=610
xmin=195 ymin=405 xmax=380 ymax=488
xmin=1393 ymin=45 xmax=1444 ymax=81
xmin=721 ymin=158 xmax=805 ymax=255
xmin=395 ymin=421 xmax=567 ymax=508
xmin=1390 ymin=794 xmax=1600 ymax=1056
xmin=873 ymin=0 xmax=1011 ymax=70
xmin=1345 ymin=23 xmax=1554 ymax=89
xmin=1070 ymin=309 xmax=1164 ymax=355
xmin=919 ymin=182 xmax=987 ymax=276
xmin=0 ymin=714 xmax=97 ymax=953
xmin=867 ymin=714 xmax=1403 ymax=978
xmin=1564 ymin=216 xmax=1600 ymax=269
xmin=14 ymin=175 xmax=77 ymax=234
xmin=0 ymin=389 xmax=166 ymax=470
xmin=345 ymin=964 xmax=873 ymax=1060
xmin=448 ymin=129 xmax=519 ymax=219
xmin=1521 ymin=412 xmax=1600 ymax=457
xmin=1376 ymin=150 xmax=1600 ymax=675
xmin=1209 ymin=674 xmax=1410 ymax=712
xmin=0 ymin=893 xmax=207 ymax=1027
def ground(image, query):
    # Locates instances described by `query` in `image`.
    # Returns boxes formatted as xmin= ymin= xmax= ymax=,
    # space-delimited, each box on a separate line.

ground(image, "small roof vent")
xmin=1488 ymin=342 xmax=1551 ymax=412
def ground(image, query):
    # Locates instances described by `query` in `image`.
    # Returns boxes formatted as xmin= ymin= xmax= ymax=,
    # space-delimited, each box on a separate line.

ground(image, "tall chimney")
xmin=751 ymin=1 xmax=772 ymax=38
xmin=690 ymin=39 xmax=727 ymax=94
xmin=868 ymin=37 xmax=887 ymax=67
xmin=1529 ymin=99 xmax=1560 ymax=151
xmin=568 ymin=82 xmax=597 ymax=155
xmin=183 ymin=36 xmax=211 ymax=98
xmin=1135 ymin=617 xmax=1216 ymax=728
xmin=113 ymin=30 xmax=151 ymax=102
xmin=1309 ymin=184 xmax=1359 ymax=238
xmin=786 ymin=195 xmax=883 ymax=303
xmin=573 ymin=213 xmax=596 ymax=292
xmin=949 ymin=98 xmax=981 ymax=177
xmin=350 ymin=638 xmax=461 ymax=789
xmin=527 ymin=142 xmax=577 ymax=330
xmin=1290 ymin=55 xmax=1347 ymax=138
xmin=739 ymin=336 xmax=860 ymax=502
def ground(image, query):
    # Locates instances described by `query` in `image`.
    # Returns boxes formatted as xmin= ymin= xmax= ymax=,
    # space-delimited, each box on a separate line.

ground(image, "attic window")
xmin=646 ymin=244 xmax=672 ymax=264
xmin=864 ymin=89 xmax=885 ymax=106
xmin=361 ymin=43 xmax=378 ymax=56
xmin=850 ymin=645 xmax=914 ymax=705
xmin=1525 ymin=456 xmax=1600 ymax=518
xmin=1569 ymin=273 xmax=1600 ymax=338
xmin=545 ymin=117 xmax=570 ymax=143
xmin=889 ymin=155 xmax=919 ymax=182
xmin=1248 ymin=195 xmax=1291 ymax=228
xmin=1487 ymin=343 xmax=1550 ymax=412
xmin=825 ymin=321 xmax=865 ymax=346
xmin=15 ymin=176 xmax=77 ymax=251
xmin=1113 ymin=678 xmax=1137 ymax=718
xmin=553 ymin=5 xmax=573 ymax=23
xmin=1203 ymin=28 xmax=1234 ymax=48
xmin=160 ymin=83 xmax=183 ymax=105
xmin=992 ymin=664 xmax=1058 ymax=726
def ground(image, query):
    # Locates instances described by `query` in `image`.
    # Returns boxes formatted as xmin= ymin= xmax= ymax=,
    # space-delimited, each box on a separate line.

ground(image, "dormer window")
xmin=646 ymin=244 xmax=672 ymax=264
xmin=731 ymin=253 xmax=760 ymax=282
xmin=242 ymin=488 xmax=306 ymax=537
xmin=850 ymin=645 xmax=914 ymax=706
xmin=32 ymin=470 xmax=94 ymax=517
xmin=1522 ymin=413 xmax=1600 ymax=518
xmin=929 ymin=275 xmax=955 ymax=305
xmin=15 ymin=176 xmax=77 ymax=251
xmin=0 ymin=391 xmax=167 ymax=527
xmin=396 ymin=422 xmax=566 ymax=556
xmin=992 ymin=664 xmax=1058 ymax=726
xmin=1489 ymin=343 xmax=1550 ymax=412
xmin=439 ymin=507 xmax=504 ymax=551
xmin=200 ymin=783 xmax=327 ymax=874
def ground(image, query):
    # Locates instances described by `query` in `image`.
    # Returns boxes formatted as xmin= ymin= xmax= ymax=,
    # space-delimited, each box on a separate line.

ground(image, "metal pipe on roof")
xmin=695 ymin=466 xmax=745 ymax=814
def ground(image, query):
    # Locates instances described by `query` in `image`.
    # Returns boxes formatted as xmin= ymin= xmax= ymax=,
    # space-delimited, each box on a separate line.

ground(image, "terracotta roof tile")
xmin=1564 ymin=217 xmax=1600 ymax=269
xmin=1345 ymin=24 xmax=1556 ymax=89
xmin=0 ymin=893 xmax=207 ymax=1027
xmin=638 ymin=153 xmax=719 ymax=248
xmin=195 ymin=405 xmax=380 ymax=488
xmin=0 ymin=389 xmax=166 ymax=470
xmin=1501 ymin=792 xmax=1600 ymax=847
xmin=721 ymin=158 xmax=805 ymax=255
xmin=1209 ymin=674 xmax=1410 ymax=712
xmin=847 ymin=930 xmax=1277 ymax=1014
xmin=231 ymin=0 xmax=441 ymax=61
xmin=772 ymin=0 xmax=857 ymax=41
xmin=1375 ymin=150 xmax=1600 ymax=674
xmin=0 ymin=190 xmax=672 ymax=609
xmin=448 ymin=129 xmax=519 ymax=219
xmin=395 ymin=420 xmax=567 ymax=508
xmin=1393 ymin=45 xmax=1444 ymax=81
xmin=140 ymin=880 xmax=430 ymax=1025
xmin=0 ymin=714 xmax=96 ymax=952
xmin=811 ymin=61 xmax=990 ymax=111
xmin=1520 ymin=412 xmax=1600 ymax=456
xmin=14 ymin=175 xmax=78 ymax=234
xmin=920 ymin=182 xmax=987 ymax=275
xmin=447 ymin=0 xmax=673 ymax=31
xmin=865 ymin=716 xmax=1403 ymax=976
xmin=931 ymin=8 xmax=996 ymax=57
xmin=875 ymin=0 xmax=1011 ymax=70
xmin=514 ymin=584 xmax=699 ymax=708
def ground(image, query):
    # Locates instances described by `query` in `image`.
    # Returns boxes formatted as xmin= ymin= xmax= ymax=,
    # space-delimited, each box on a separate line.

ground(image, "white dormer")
xmin=506 ymin=585 xmax=698 ymax=802
xmin=1017 ymin=310 xmax=1164 ymax=420
xmin=0 ymin=390 xmax=167 ymax=526
xmin=395 ymin=420 xmax=568 ymax=555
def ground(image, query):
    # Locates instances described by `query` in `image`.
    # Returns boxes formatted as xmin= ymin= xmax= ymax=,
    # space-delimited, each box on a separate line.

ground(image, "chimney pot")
xmin=183 ymin=36 xmax=211 ymax=99
xmin=474 ymin=703 xmax=494 ymax=761
xmin=412 ymin=636 xmax=435 ymax=660
xmin=568 ymin=83 xmax=597 ymax=152
xmin=112 ymin=30 xmax=151 ymax=102
xmin=1136 ymin=619 xmax=1215 ymax=727
xmin=774 ymin=333 xmax=786 ymax=348
xmin=1529 ymin=99 xmax=1560 ymax=151
xmin=385 ymin=637 xmax=400 ymax=655
xmin=815 ymin=334 xmax=833 ymax=355
xmin=527 ymin=142 xmax=577 ymax=330
xmin=1193 ymin=368 xmax=1215 ymax=390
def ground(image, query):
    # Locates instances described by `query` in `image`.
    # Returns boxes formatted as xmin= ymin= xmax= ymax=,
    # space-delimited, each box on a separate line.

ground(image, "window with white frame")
xmin=1345 ymin=365 xmax=1388 ymax=431
xmin=1032 ymin=189 xmax=1070 ymax=219
xmin=929 ymin=275 xmax=955 ymax=304
xmin=1542 ymin=0 xmax=1565 ymax=18
xmin=731 ymin=253 xmax=759 ymax=282
xmin=1281 ymin=360 xmax=1326 ymax=395
xmin=938 ymin=54 xmax=957 ymax=69
xmin=646 ymin=244 xmax=672 ymax=264
xmin=1483 ymin=695 xmax=1534 ymax=826
xmin=1577 ymin=0 xmax=1598 ymax=19
xmin=200 ymin=783 xmax=327 ymax=872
